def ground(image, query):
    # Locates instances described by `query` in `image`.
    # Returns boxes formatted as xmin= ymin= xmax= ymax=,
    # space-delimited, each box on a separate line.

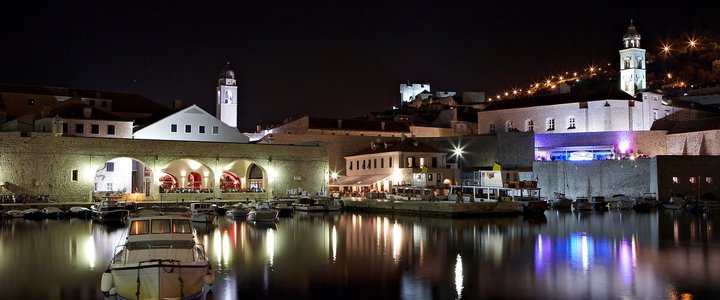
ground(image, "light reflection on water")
xmin=0 ymin=210 xmax=719 ymax=299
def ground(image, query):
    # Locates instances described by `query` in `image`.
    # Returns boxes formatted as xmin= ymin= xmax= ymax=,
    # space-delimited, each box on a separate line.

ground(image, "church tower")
xmin=217 ymin=63 xmax=238 ymax=128
xmin=619 ymin=20 xmax=646 ymax=95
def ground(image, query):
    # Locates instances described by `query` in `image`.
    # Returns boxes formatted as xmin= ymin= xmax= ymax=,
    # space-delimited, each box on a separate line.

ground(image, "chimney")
xmin=172 ymin=100 xmax=183 ymax=110
xmin=256 ymin=125 xmax=262 ymax=132
xmin=83 ymin=107 xmax=92 ymax=118
xmin=337 ymin=119 xmax=342 ymax=128
xmin=381 ymin=121 xmax=386 ymax=131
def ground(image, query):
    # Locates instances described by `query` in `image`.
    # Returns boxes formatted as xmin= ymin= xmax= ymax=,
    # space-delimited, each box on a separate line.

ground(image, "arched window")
xmin=489 ymin=123 xmax=496 ymax=134
xmin=525 ymin=119 xmax=534 ymax=132
xmin=623 ymin=57 xmax=630 ymax=69
xmin=505 ymin=121 xmax=514 ymax=132
xmin=546 ymin=118 xmax=555 ymax=131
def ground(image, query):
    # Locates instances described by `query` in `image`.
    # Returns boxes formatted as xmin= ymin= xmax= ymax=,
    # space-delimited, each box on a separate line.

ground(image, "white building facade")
xmin=217 ymin=66 xmax=238 ymax=128
xmin=400 ymin=83 xmax=430 ymax=103
xmin=134 ymin=105 xmax=249 ymax=143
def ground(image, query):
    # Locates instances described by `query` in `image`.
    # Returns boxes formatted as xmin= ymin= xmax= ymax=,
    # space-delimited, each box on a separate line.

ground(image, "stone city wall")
xmin=0 ymin=132 xmax=328 ymax=202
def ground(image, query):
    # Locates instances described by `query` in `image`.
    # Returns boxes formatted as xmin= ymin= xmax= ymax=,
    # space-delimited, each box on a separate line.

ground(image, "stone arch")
xmin=221 ymin=160 xmax=268 ymax=193
xmin=160 ymin=158 xmax=215 ymax=192
xmin=246 ymin=163 xmax=266 ymax=192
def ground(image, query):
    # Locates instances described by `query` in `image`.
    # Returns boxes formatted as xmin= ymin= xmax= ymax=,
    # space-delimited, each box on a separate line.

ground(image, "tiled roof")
xmin=349 ymin=138 xmax=443 ymax=156
xmin=46 ymin=102 xmax=131 ymax=121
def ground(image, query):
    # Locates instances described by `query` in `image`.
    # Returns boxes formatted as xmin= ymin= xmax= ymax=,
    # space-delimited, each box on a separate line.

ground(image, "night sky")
xmin=1 ymin=1 xmax=718 ymax=131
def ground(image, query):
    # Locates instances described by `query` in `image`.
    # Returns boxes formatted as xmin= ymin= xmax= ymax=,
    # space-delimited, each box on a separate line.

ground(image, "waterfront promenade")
xmin=341 ymin=198 xmax=523 ymax=217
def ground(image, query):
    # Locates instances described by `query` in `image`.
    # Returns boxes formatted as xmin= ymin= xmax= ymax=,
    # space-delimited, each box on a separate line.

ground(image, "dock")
xmin=342 ymin=198 xmax=522 ymax=217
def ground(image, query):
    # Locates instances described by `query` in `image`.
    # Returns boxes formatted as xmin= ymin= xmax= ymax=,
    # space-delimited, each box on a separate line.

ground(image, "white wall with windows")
xmin=134 ymin=105 xmax=249 ymax=143
xmin=35 ymin=117 xmax=133 ymax=138
xmin=477 ymin=92 xmax=675 ymax=135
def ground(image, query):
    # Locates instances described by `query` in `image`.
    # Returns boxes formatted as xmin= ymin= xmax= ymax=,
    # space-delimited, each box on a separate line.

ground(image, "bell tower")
xmin=217 ymin=62 xmax=238 ymax=128
xmin=619 ymin=20 xmax=646 ymax=96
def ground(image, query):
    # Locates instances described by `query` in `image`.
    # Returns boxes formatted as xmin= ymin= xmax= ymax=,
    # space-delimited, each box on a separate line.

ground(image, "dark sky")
xmin=1 ymin=1 xmax=718 ymax=131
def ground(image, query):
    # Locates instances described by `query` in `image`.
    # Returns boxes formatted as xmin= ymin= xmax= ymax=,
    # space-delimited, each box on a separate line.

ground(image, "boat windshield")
xmin=129 ymin=219 xmax=192 ymax=235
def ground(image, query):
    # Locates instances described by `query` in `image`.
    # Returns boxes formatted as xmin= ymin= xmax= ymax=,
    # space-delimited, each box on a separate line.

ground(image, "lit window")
xmin=672 ymin=177 xmax=678 ymax=183
xmin=706 ymin=177 xmax=713 ymax=184
xmin=689 ymin=177 xmax=696 ymax=184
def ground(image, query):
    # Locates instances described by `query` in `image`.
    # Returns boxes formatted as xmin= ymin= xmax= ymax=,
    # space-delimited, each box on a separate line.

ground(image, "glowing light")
xmin=266 ymin=166 xmax=278 ymax=183
xmin=454 ymin=254 xmax=464 ymax=299
xmin=688 ymin=38 xmax=698 ymax=48
xmin=392 ymin=168 xmax=403 ymax=184
xmin=188 ymin=159 xmax=202 ymax=170
xmin=661 ymin=43 xmax=672 ymax=55
xmin=82 ymin=235 xmax=96 ymax=269
xmin=667 ymin=73 xmax=672 ymax=79
xmin=618 ymin=140 xmax=629 ymax=154
xmin=330 ymin=171 xmax=339 ymax=181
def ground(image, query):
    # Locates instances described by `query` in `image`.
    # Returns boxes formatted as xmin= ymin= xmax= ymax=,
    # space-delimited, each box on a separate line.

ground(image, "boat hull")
xmin=247 ymin=209 xmax=278 ymax=222
xmin=111 ymin=262 xmax=208 ymax=300
xmin=191 ymin=213 xmax=216 ymax=223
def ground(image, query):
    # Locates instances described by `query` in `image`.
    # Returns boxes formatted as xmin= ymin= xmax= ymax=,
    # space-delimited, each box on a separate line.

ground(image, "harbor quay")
xmin=341 ymin=198 xmax=522 ymax=217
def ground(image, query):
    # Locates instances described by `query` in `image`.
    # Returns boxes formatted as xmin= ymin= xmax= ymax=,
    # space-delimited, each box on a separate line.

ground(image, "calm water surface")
xmin=0 ymin=210 xmax=718 ymax=299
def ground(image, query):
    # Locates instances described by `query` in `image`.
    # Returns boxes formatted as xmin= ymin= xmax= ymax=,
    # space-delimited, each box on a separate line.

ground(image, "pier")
xmin=342 ymin=198 xmax=522 ymax=217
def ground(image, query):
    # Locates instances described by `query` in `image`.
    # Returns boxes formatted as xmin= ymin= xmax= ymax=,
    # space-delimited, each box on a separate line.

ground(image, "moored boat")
xmin=607 ymin=194 xmax=634 ymax=210
xmin=100 ymin=212 xmax=214 ymax=299
xmin=573 ymin=197 xmax=593 ymax=211
xmin=590 ymin=196 xmax=607 ymax=211
xmin=23 ymin=208 xmax=44 ymax=219
xmin=42 ymin=206 xmax=65 ymax=219
xmin=247 ymin=203 xmax=279 ymax=222
xmin=549 ymin=192 xmax=572 ymax=209
xmin=91 ymin=199 xmax=130 ymax=223
xmin=7 ymin=209 xmax=24 ymax=218
xmin=68 ymin=206 xmax=92 ymax=219
xmin=190 ymin=202 xmax=216 ymax=223
xmin=225 ymin=203 xmax=251 ymax=219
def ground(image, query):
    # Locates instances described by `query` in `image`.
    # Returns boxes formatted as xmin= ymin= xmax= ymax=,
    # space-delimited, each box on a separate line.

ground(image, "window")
xmin=130 ymin=220 xmax=150 ymax=235
xmin=106 ymin=162 xmax=115 ymax=172
xmin=91 ymin=124 xmax=99 ymax=134
xmin=107 ymin=125 xmax=115 ymax=135
xmin=567 ymin=117 xmax=576 ymax=129
xmin=72 ymin=170 xmax=78 ymax=181
xmin=107 ymin=183 xmax=113 ymax=191
xmin=381 ymin=158 xmax=384 ymax=168
xmin=689 ymin=177 xmax=697 ymax=184
xmin=672 ymin=177 xmax=678 ymax=184
xmin=185 ymin=125 xmax=192 ymax=133
xmin=546 ymin=118 xmax=555 ymax=131
xmin=428 ymin=174 xmax=433 ymax=181
xmin=63 ymin=123 xmax=68 ymax=133
xmin=653 ymin=110 xmax=658 ymax=120
xmin=374 ymin=159 xmax=377 ymax=169
xmin=419 ymin=157 xmax=426 ymax=167
xmin=199 ymin=125 xmax=206 ymax=134
xmin=212 ymin=126 xmax=219 ymax=135
xmin=505 ymin=121 xmax=513 ymax=132
xmin=171 ymin=124 xmax=178 ymax=132
xmin=356 ymin=161 xmax=359 ymax=170
xmin=706 ymin=177 xmax=713 ymax=184
xmin=75 ymin=124 xmax=84 ymax=134
xmin=389 ymin=157 xmax=393 ymax=168
xmin=349 ymin=161 xmax=353 ymax=170
xmin=489 ymin=123 xmax=496 ymax=134
xmin=151 ymin=219 xmax=171 ymax=234
xmin=432 ymin=157 xmax=437 ymax=168
xmin=89 ymin=100 xmax=96 ymax=106
xmin=101 ymin=100 xmax=108 ymax=108
xmin=525 ymin=119 xmax=534 ymax=132
xmin=172 ymin=220 xmax=192 ymax=233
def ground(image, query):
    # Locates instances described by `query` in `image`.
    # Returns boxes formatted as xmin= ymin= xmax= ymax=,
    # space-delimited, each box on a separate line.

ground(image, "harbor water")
xmin=0 ymin=209 xmax=718 ymax=299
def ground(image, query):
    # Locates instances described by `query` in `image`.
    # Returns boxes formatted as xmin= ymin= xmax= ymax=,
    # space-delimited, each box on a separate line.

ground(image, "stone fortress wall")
xmin=0 ymin=132 xmax=328 ymax=202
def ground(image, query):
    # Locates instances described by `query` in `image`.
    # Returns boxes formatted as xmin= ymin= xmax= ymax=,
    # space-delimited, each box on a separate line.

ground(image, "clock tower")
xmin=217 ymin=63 xmax=238 ymax=128
xmin=619 ymin=20 xmax=646 ymax=96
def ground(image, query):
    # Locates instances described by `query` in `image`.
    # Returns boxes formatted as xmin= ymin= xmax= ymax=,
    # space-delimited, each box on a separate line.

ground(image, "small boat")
xmin=7 ymin=209 xmax=24 ymax=218
xmin=190 ymin=202 xmax=216 ymax=223
xmin=607 ymin=194 xmax=634 ymax=210
xmin=100 ymin=212 xmax=214 ymax=299
xmin=572 ymin=197 xmax=593 ymax=211
xmin=549 ymin=192 xmax=572 ymax=209
xmin=247 ymin=203 xmax=279 ymax=222
xmin=68 ymin=206 xmax=92 ymax=219
xmin=660 ymin=194 xmax=684 ymax=210
xmin=635 ymin=193 xmax=658 ymax=210
xmin=271 ymin=201 xmax=294 ymax=217
xmin=212 ymin=204 xmax=228 ymax=216
xmin=42 ymin=207 xmax=65 ymax=219
xmin=318 ymin=197 xmax=342 ymax=211
xmin=225 ymin=203 xmax=251 ymax=219
xmin=91 ymin=199 xmax=130 ymax=223
xmin=590 ymin=196 xmax=607 ymax=211
xmin=22 ymin=208 xmax=44 ymax=219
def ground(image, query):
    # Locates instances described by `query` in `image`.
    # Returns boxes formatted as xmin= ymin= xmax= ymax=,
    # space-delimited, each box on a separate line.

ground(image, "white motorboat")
xmin=190 ymin=202 xmax=216 ymax=223
xmin=68 ymin=206 xmax=92 ymax=219
xmin=101 ymin=212 xmax=214 ymax=299
xmin=247 ymin=203 xmax=279 ymax=222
